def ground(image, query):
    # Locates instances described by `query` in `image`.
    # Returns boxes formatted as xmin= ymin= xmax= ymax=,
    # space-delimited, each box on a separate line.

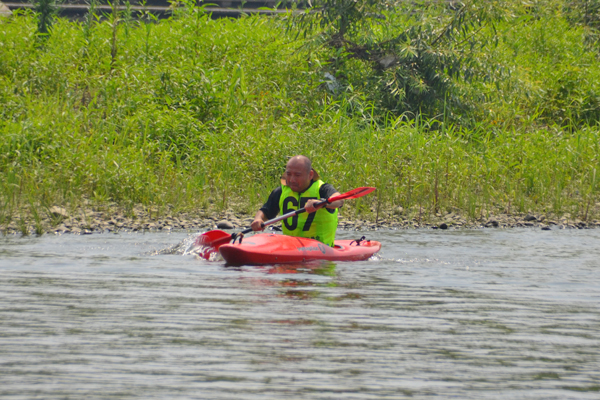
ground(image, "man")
xmin=251 ymin=155 xmax=344 ymax=246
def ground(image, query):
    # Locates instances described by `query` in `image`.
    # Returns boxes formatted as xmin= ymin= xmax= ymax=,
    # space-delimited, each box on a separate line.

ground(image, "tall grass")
xmin=0 ymin=2 xmax=598 ymax=226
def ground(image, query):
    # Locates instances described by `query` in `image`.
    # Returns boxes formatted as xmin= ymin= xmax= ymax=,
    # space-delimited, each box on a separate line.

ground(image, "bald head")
xmin=287 ymin=155 xmax=312 ymax=174
xmin=285 ymin=155 xmax=314 ymax=193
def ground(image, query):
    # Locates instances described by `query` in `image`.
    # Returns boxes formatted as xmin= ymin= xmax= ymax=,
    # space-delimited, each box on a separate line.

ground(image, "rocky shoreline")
xmin=1 ymin=203 xmax=599 ymax=236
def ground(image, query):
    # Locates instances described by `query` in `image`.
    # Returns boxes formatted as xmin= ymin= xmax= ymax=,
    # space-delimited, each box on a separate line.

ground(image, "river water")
xmin=1 ymin=228 xmax=599 ymax=399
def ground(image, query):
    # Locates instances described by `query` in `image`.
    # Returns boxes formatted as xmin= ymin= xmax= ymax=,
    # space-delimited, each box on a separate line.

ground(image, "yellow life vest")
xmin=279 ymin=180 xmax=338 ymax=246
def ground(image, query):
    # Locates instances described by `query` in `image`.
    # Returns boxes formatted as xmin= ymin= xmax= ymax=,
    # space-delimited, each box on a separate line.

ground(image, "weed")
xmin=0 ymin=3 xmax=598 ymax=223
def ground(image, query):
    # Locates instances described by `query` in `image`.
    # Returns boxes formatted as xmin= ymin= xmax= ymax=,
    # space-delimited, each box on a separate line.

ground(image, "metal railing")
xmin=2 ymin=0 xmax=302 ymax=19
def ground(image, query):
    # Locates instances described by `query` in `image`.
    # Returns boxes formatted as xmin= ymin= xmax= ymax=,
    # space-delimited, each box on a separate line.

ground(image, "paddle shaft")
xmin=263 ymin=198 xmax=330 ymax=229
xmin=239 ymin=187 xmax=376 ymax=238
xmin=236 ymin=198 xmax=330 ymax=237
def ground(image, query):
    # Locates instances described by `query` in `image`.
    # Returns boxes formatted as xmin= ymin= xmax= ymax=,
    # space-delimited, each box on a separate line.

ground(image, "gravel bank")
xmin=1 ymin=203 xmax=599 ymax=236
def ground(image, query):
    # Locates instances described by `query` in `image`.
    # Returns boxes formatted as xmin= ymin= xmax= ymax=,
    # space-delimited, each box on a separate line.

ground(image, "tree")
xmin=33 ymin=0 xmax=61 ymax=35
xmin=288 ymin=0 xmax=512 ymax=121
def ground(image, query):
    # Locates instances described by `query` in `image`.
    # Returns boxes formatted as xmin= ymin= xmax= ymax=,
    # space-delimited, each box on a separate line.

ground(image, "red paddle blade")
xmin=195 ymin=230 xmax=232 ymax=246
xmin=195 ymin=230 xmax=233 ymax=259
xmin=328 ymin=187 xmax=376 ymax=203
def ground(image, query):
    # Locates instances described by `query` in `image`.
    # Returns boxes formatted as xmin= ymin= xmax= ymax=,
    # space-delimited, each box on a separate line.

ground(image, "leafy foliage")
xmin=287 ymin=0 xmax=518 ymax=120
xmin=564 ymin=0 xmax=600 ymax=31
xmin=33 ymin=0 xmax=61 ymax=35
xmin=0 ymin=2 xmax=599 ymax=222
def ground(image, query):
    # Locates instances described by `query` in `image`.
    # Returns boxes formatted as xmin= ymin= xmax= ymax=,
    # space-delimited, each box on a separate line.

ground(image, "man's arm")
xmin=251 ymin=187 xmax=282 ymax=231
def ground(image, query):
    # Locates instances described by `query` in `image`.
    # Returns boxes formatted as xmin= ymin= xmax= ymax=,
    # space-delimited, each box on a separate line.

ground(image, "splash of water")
xmin=151 ymin=233 xmax=223 ymax=261
xmin=150 ymin=234 xmax=198 ymax=255
xmin=149 ymin=233 xmax=213 ymax=259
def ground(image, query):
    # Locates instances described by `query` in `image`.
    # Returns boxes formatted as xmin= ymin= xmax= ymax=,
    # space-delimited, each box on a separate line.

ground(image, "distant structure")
xmin=1 ymin=0 xmax=298 ymax=19
xmin=1 ymin=1 xmax=13 ymax=17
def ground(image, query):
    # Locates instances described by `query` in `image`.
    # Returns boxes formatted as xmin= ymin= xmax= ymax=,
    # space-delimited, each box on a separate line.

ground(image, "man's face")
xmin=285 ymin=160 xmax=313 ymax=193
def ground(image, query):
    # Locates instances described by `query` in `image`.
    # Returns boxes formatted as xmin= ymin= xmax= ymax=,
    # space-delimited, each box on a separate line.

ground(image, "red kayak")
xmin=217 ymin=233 xmax=381 ymax=265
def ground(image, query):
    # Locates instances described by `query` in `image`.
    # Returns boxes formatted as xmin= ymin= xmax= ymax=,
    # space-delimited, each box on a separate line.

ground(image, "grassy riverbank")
xmin=1 ymin=1 xmax=599 ymax=234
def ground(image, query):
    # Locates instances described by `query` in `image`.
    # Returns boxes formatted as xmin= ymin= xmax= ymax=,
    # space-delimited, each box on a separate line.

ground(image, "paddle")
xmin=196 ymin=186 xmax=376 ymax=255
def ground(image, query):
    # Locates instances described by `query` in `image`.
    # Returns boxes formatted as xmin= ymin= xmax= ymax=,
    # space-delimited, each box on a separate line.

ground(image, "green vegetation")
xmin=1 ymin=0 xmax=599 ymax=231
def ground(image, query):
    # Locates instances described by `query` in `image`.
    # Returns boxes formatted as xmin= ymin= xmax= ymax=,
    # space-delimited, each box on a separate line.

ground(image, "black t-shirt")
xmin=260 ymin=182 xmax=339 ymax=220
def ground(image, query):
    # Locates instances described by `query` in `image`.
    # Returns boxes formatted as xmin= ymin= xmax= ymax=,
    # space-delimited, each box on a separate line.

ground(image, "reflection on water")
xmin=0 ymin=229 xmax=599 ymax=399
xmin=236 ymin=261 xmax=338 ymax=301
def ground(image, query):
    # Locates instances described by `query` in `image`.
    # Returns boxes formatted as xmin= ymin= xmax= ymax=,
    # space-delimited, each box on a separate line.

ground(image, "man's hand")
xmin=251 ymin=218 xmax=265 ymax=231
xmin=305 ymin=194 xmax=344 ymax=213
xmin=305 ymin=199 xmax=325 ymax=213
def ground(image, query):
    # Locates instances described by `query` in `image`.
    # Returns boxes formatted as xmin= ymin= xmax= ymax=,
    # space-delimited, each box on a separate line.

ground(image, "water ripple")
xmin=1 ymin=229 xmax=599 ymax=399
